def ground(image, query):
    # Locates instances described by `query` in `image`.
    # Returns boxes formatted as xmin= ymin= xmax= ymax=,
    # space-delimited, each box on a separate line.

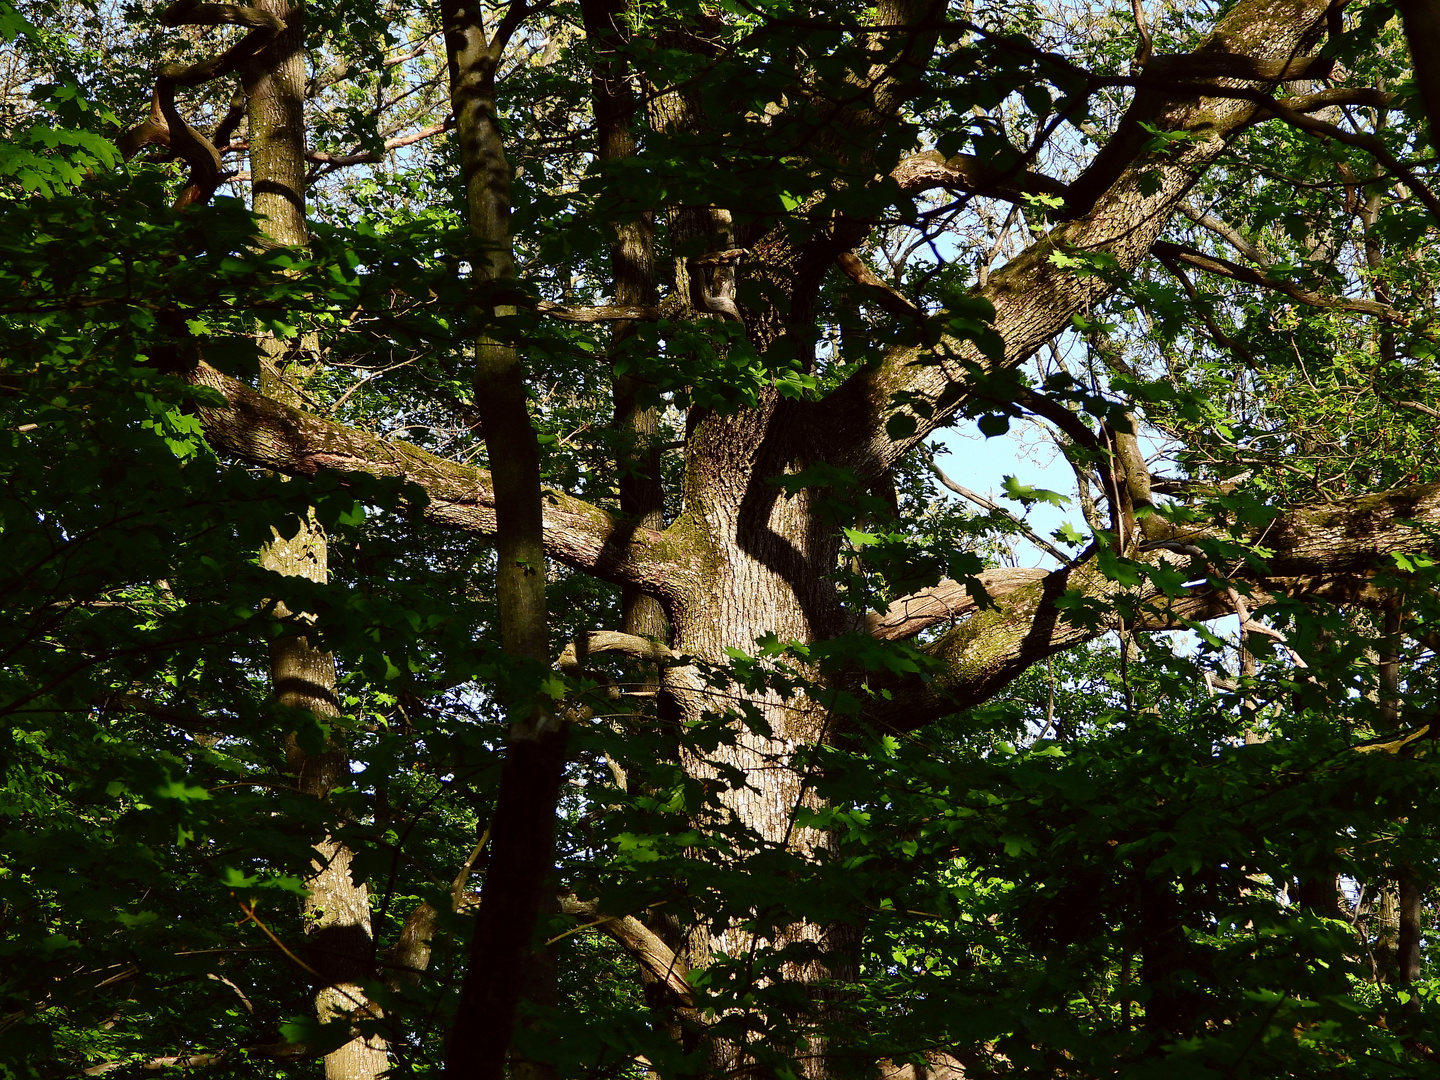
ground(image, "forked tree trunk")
xmin=177 ymin=0 xmax=1353 ymax=1074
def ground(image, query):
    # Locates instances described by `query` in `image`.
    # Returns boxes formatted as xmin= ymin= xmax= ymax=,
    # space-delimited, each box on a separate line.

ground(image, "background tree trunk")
xmin=245 ymin=6 xmax=387 ymax=1076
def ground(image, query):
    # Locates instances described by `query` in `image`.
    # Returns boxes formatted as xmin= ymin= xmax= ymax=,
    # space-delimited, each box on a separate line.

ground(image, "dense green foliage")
xmin=4 ymin=0 xmax=1440 ymax=1076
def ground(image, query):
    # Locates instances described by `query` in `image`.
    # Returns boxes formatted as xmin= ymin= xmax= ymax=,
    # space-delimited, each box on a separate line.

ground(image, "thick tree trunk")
xmin=244 ymin=7 xmax=387 ymax=1077
xmin=662 ymin=397 xmax=857 ymax=1077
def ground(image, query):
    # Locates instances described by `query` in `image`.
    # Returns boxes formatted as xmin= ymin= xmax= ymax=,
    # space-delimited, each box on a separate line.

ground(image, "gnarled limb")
xmin=822 ymin=0 xmax=1337 ymax=480
xmin=187 ymin=363 xmax=703 ymax=602
xmin=864 ymin=480 xmax=1440 ymax=728
xmin=117 ymin=0 xmax=286 ymax=208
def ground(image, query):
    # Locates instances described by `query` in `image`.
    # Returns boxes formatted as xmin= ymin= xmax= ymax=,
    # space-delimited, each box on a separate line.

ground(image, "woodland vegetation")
xmin=4 ymin=0 xmax=1440 ymax=1075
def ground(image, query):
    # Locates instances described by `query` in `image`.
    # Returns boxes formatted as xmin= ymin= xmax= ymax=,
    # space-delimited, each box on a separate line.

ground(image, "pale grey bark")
xmin=245 ymin=3 xmax=387 ymax=1075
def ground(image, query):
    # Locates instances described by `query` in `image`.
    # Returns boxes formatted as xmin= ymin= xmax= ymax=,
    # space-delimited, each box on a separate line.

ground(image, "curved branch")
xmin=118 ymin=0 xmax=285 ymax=208
xmin=835 ymin=251 xmax=922 ymax=321
xmin=556 ymin=631 xmax=710 ymax=722
xmin=864 ymin=481 xmax=1440 ymax=727
xmin=1152 ymin=240 xmax=1412 ymax=323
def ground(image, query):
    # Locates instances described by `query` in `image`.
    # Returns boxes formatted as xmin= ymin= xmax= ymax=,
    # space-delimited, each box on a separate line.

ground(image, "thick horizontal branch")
xmin=1268 ymin=86 xmax=1397 ymax=116
xmin=558 ymin=629 xmax=676 ymax=670
xmin=867 ymin=568 xmax=1050 ymax=641
xmin=865 ymin=482 xmax=1440 ymax=727
xmin=1141 ymin=51 xmax=1333 ymax=82
xmin=1190 ymin=482 xmax=1440 ymax=577
xmin=535 ymin=300 xmax=663 ymax=322
xmin=889 ymin=149 xmax=1067 ymax=204
xmin=188 ymin=363 xmax=701 ymax=601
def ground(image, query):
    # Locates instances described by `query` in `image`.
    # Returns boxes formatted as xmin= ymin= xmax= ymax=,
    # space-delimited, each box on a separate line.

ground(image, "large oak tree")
xmin=4 ymin=0 xmax=1440 ymax=1074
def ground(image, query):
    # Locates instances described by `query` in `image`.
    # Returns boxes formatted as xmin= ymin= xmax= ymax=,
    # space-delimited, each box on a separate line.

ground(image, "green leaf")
xmin=977 ymin=413 xmax=1010 ymax=437
xmin=886 ymin=412 xmax=919 ymax=440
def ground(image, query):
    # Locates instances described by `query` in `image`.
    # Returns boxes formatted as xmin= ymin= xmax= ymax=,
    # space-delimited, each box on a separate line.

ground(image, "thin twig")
xmin=236 ymin=900 xmax=321 ymax=979
xmin=927 ymin=451 xmax=1078 ymax=566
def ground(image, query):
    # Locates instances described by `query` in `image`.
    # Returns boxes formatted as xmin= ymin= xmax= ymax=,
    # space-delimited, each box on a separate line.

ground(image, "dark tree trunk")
xmin=442 ymin=4 xmax=569 ymax=1077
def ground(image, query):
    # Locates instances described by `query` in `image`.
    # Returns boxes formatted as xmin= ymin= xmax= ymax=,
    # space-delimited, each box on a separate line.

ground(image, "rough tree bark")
xmin=244 ymin=3 xmax=388 ymax=1077
xmin=170 ymin=0 xmax=1436 ymax=1071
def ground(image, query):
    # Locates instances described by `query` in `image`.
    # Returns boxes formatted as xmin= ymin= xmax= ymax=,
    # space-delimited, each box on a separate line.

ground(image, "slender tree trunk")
xmin=244 ymin=7 xmax=387 ymax=1077
xmin=581 ymin=0 xmax=666 ymax=642
xmin=579 ymin=0 xmax=697 ymax=1060
xmin=1375 ymin=883 xmax=1402 ymax=984
xmin=1397 ymin=877 xmax=1423 ymax=1003
xmin=442 ymin=5 xmax=568 ymax=1076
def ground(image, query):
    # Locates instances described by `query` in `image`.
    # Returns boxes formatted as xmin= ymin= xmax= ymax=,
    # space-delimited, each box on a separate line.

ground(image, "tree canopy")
xmin=4 ymin=0 xmax=1440 ymax=1076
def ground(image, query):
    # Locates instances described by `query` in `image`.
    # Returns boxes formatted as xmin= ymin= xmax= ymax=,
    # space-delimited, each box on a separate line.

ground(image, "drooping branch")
xmin=187 ymin=363 xmax=701 ymax=601
xmin=1152 ymin=240 xmax=1412 ymax=323
xmin=835 ymin=251 xmax=924 ymax=321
